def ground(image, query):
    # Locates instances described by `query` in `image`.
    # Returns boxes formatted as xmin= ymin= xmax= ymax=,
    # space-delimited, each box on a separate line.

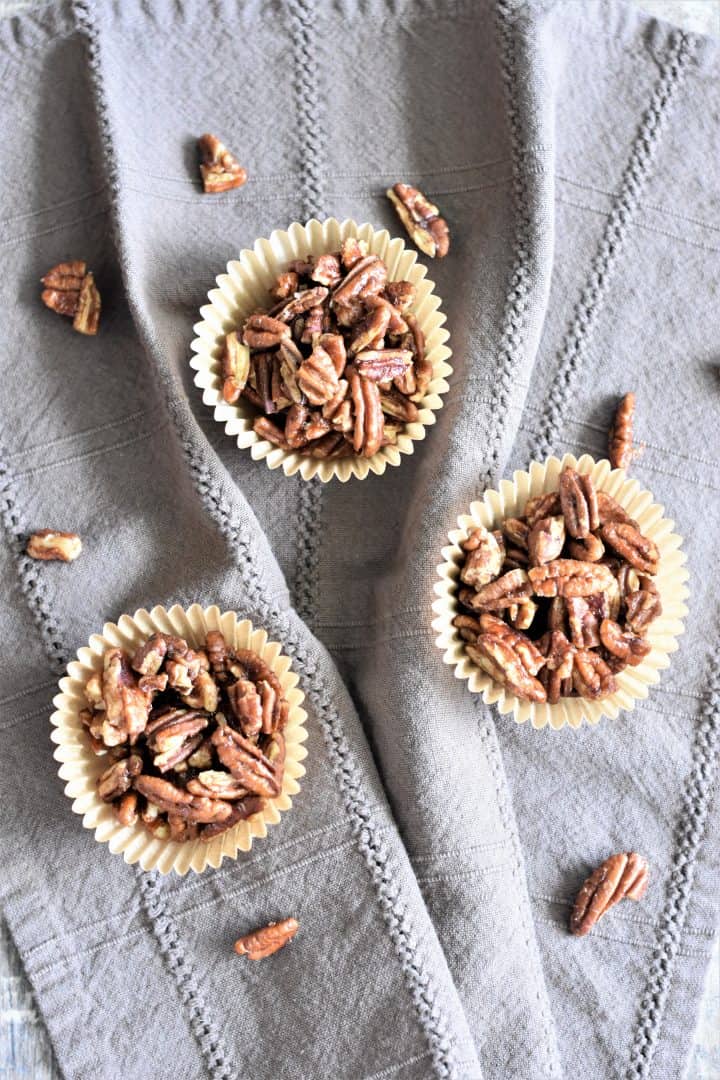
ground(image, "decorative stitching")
xmin=362 ymin=1051 xmax=433 ymax=1080
xmin=12 ymin=423 xmax=167 ymax=480
xmin=535 ymin=917 xmax=712 ymax=960
xmin=73 ymin=4 xmax=458 ymax=1075
xmin=0 ymin=679 xmax=57 ymax=708
xmin=557 ymin=195 xmax=720 ymax=255
xmin=0 ymin=453 xmax=68 ymax=673
xmin=136 ymin=873 xmax=234 ymax=1080
xmin=530 ymin=30 xmax=697 ymax=462
xmin=0 ymin=207 xmax=110 ymax=250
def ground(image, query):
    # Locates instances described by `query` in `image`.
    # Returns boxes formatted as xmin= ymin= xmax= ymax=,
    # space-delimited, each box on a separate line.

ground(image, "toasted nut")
xmin=198 ymin=133 xmax=247 ymax=193
xmin=570 ymin=853 xmax=648 ymax=936
xmin=26 ymin=530 xmax=82 ymax=562
xmin=608 ymin=392 xmax=636 ymax=470
xmin=221 ymin=331 xmax=251 ymax=403
xmin=387 ymin=183 xmax=450 ymax=258
xmin=234 ymin=918 xmax=299 ymax=959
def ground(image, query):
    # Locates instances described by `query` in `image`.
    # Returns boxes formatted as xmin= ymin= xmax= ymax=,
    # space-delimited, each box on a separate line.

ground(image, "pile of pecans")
xmin=220 ymin=239 xmax=430 ymax=460
xmin=82 ymin=630 xmax=288 ymax=842
xmin=453 ymin=467 xmax=663 ymax=703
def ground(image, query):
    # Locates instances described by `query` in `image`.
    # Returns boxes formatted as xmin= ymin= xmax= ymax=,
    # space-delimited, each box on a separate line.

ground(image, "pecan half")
xmin=501 ymin=518 xmax=530 ymax=551
xmin=221 ymin=331 xmax=251 ymax=404
xmin=234 ymin=918 xmax=299 ymax=960
xmin=527 ymin=516 xmax=565 ymax=566
xmin=270 ymin=271 xmax=299 ymax=301
xmin=198 ymin=133 xmax=247 ymax=193
xmin=311 ymin=253 xmax=342 ymax=287
xmin=379 ymin=388 xmax=419 ymax=422
xmin=227 ymin=679 xmax=263 ymax=737
xmin=355 ymin=349 xmax=413 ymax=382
xmin=599 ymin=618 xmax=652 ymax=666
xmin=101 ymin=648 xmax=151 ymax=746
xmin=467 ymin=634 xmax=546 ymax=703
xmin=565 ymin=594 xmax=607 ymax=649
xmin=524 ymin=492 xmax=561 ymax=527
xmin=608 ymin=392 xmax=636 ymax=470
xmin=601 ymin=522 xmax=659 ymax=575
xmin=348 ymin=368 xmax=384 ymax=458
xmin=134 ymin=775 xmax=233 ymax=825
xmin=477 ymin=613 xmax=545 ymax=675
xmin=528 ymin=560 xmax=615 ymax=598
xmin=567 ymin=535 xmax=605 ymax=562
xmin=387 ymin=183 xmax=450 ymax=258
xmin=297 ymin=345 xmax=339 ymax=406
xmin=559 ymin=468 xmax=599 ymax=538
xmin=596 ymin=491 xmax=638 ymax=527
xmin=26 ymin=529 xmax=82 ymax=562
xmin=211 ymin=726 xmax=282 ymax=798
xmin=340 ymin=236 xmax=368 ymax=269
xmin=572 ymin=649 xmax=617 ymax=699
xmin=625 ymin=579 xmax=662 ymax=635
xmin=41 ymin=261 xmax=101 ymax=335
xmin=73 ymin=272 xmax=101 ymax=335
xmin=347 ymin=301 xmax=391 ymax=355
xmin=275 ymin=286 xmax=329 ymax=323
xmin=243 ymin=314 xmax=291 ymax=350
xmin=333 ymin=255 xmax=387 ymax=305
xmin=384 ymin=280 xmax=415 ymax=312
xmin=114 ymin=791 xmax=139 ymax=827
xmin=187 ymin=771 xmax=249 ymax=799
xmin=318 ymin=333 xmax=347 ymax=377
xmin=539 ymin=631 xmax=575 ymax=704
xmin=97 ymin=754 xmax=142 ymax=801
xmin=460 ymin=525 xmax=504 ymax=588
xmin=464 ymin=568 xmax=532 ymax=610
xmin=570 ymin=852 xmax=649 ymax=936
xmin=253 ymin=416 xmax=291 ymax=449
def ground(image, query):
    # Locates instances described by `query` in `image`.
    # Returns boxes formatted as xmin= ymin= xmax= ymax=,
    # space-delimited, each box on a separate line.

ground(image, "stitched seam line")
xmin=0 ymin=454 xmax=69 ymax=672
xmin=73 ymin=4 xmax=458 ymax=1076
xmin=529 ymin=30 xmax=697 ymax=463
xmin=626 ymin=679 xmax=720 ymax=1078
xmin=136 ymin=872 xmax=234 ymax=1080
xmin=287 ymin=0 xmax=325 ymax=627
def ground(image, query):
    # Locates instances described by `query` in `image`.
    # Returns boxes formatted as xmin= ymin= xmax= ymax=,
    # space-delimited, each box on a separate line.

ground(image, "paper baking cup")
xmin=190 ymin=218 xmax=452 ymax=481
xmin=50 ymin=604 xmax=308 ymax=874
xmin=432 ymin=454 xmax=689 ymax=730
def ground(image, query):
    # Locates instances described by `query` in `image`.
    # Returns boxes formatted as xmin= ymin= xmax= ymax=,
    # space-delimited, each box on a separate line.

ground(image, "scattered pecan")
xmin=234 ymin=918 xmax=299 ymax=960
xmin=26 ymin=529 xmax=82 ymax=562
xmin=456 ymin=466 xmax=661 ymax=703
xmin=41 ymin=261 xmax=101 ymax=335
xmin=570 ymin=852 xmax=649 ymax=936
xmin=608 ymin=392 xmax=636 ymax=470
xmin=386 ymin=183 xmax=450 ymax=258
xmin=84 ymin=629 xmax=291 ymax=842
xmin=198 ymin=133 xmax=247 ymax=193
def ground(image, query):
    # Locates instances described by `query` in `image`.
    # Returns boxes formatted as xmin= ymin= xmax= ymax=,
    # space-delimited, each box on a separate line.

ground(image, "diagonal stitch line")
xmin=530 ymin=30 xmax=697 ymax=463
xmin=4 ymin=406 xmax=156 ymax=460
xmin=12 ymin=423 xmax=167 ymax=480
xmin=74 ymin=4 xmax=459 ymax=1077
xmin=0 ymin=679 xmax=57 ymax=709
xmin=0 ymin=207 xmax=110 ymax=250
xmin=287 ymin=0 xmax=326 ymax=629
xmin=557 ymin=195 xmax=720 ymax=255
xmin=0 ymin=185 xmax=107 ymax=228
xmin=362 ymin=1051 xmax=433 ymax=1080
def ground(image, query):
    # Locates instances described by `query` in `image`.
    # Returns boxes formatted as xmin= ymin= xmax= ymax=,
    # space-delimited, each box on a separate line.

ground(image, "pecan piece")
xmin=501 ymin=518 xmax=530 ymax=551
xmin=599 ymin=619 xmax=652 ymax=666
xmin=625 ymin=579 xmax=662 ymax=635
xmin=198 ymin=133 xmax=247 ymax=193
xmin=596 ymin=491 xmax=638 ymax=527
xmin=270 ymin=271 xmax=299 ymax=301
xmin=275 ymin=286 xmax=329 ymax=322
xmin=527 ymin=516 xmax=565 ymax=566
xmin=348 ymin=303 xmax=391 ymax=355
xmin=296 ymin=345 xmax=339 ymax=406
xmin=404 ymin=313 xmax=431 ymax=400
xmin=565 ymin=594 xmax=607 ymax=649
xmin=114 ymin=791 xmax=139 ymax=827
xmin=379 ymin=388 xmax=419 ymax=423
xmin=340 ymin=236 xmax=368 ymax=269
xmin=559 ymin=468 xmax=599 ymax=538
xmin=134 ymin=775 xmax=233 ymax=825
xmin=211 ymin=726 xmax=282 ymax=798
xmin=242 ymin=314 xmax=291 ymax=350
xmin=524 ymin=491 xmax=561 ymax=527
xmin=567 ymin=535 xmax=605 ymax=562
xmin=466 ymin=634 xmax=546 ymax=703
xmin=41 ymin=260 xmax=86 ymax=290
xmin=234 ymin=918 xmax=299 ymax=960
xmin=601 ymin=522 xmax=659 ymax=575
xmin=310 ymin=253 xmax=342 ymax=286
xmin=464 ymin=568 xmax=532 ymax=610
xmin=101 ymin=649 xmax=151 ymax=746
xmin=72 ymin=272 xmax=101 ymax=335
xmin=227 ymin=678 xmax=263 ymax=738
xmin=41 ymin=261 xmax=101 ymax=335
xmin=26 ymin=529 xmax=82 ymax=562
xmin=477 ymin=613 xmax=545 ymax=675
xmin=318 ymin=333 xmax=347 ymax=377
xmin=460 ymin=525 xmax=504 ymax=588
xmin=538 ymin=630 xmax=575 ymax=704
xmin=253 ymin=416 xmax=291 ymax=449
xmin=572 ymin=649 xmax=617 ymax=699
xmin=384 ymin=280 xmax=415 ymax=312
xmin=570 ymin=852 xmax=649 ymax=936
xmin=355 ymin=350 xmax=413 ymax=382
xmin=608 ymin=392 xmax=636 ymax=470
xmin=333 ymin=255 xmax=387 ymax=305
xmin=199 ymin=796 xmax=266 ymax=841
xmin=187 ymin=771 xmax=249 ymax=800
xmin=97 ymin=754 xmax=142 ymax=801
xmin=387 ymin=183 xmax=450 ymax=258
xmin=348 ymin=368 xmax=384 ymax=458
xmin=221 ymin=331 xmax=251 ymax=404
xmin=528 ymin=560 xmax=615 ymax=598
xmin=452 ymin=613 xmax=483 ymax=643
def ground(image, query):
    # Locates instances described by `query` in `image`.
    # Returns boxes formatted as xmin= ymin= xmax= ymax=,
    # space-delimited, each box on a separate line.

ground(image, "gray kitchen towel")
xmin=0 ymin=3 xmax=718 ymax=1080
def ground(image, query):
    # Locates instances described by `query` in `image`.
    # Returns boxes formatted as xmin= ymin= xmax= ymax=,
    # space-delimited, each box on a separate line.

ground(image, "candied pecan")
xmin=477 ymin=613 xmax=544 ymax=675
xmin=348 ymin=303 xmax=391 ymax=355
xmin=452 ymin=613 xmax=483 ymax=643
xmin=566 ymin=595 xmax=606 ymax=649
xmin=243 ymin=314 xmax=291 ymax=350
xmin=340 ymin=236 xmax=368 ymax=269
xmin=73 ymin=273 xmax=101 ymax=335
xmin=101 ymin=649 xmax=151 ymax=746
xmin=568 ymin=535 xmax=605 ymax=562
xmin=601 ymin=522 xmax=659 ymax=575
xmin=467 ymin=634 xmax=546 ymax=702
xmin=167 ymin=815 xmax=199 ymax=842
xmin=41 ymin=260 xmax=86 ymax=290
xmin=379 ymin=388 xmax=419 ymax=422
xmin=221 ymin=331 xmax=251 ymax=404
xmin=572 ymin=649 xmax=616 ymax=699
xmin=387 ymin=183 xmax=450 ymax=258
xmin=187 ymin=771 xmax=249 ymax=800
xmin=528 ymin=516 xmax=565 ymax=566
xmin=297 ymin=345 xmax=340 ymax=406
xmin=181 ymin=669 xmax=219 ymax=712
xmin=198 ymin=133 xmax=247 ymax=193
xmin=600 ymin=619 xmax=652 ymax=666
xmin=311 ymin=253 xmax=342 ymax=287
xmin=199 ymin=796 xmax=266 ymax=841
xmin=41 ymin=260 xmax=101 ymax=335
xmin=609 ymin=392 xmax=636 ymax=470
xmin=625 ymin=579 xmax=662 ymax=635
xmin=301 ymin=431 xmax=350 ymax=458
xmin=508 ymin=599 xmax=538 ymax=631
xmin=26 ymin=529 xmax=82 ymax=562
xmin=146 ymin=709 xmax=208 ymax=753
xmin=139 ymin=673 xmax=168 ymax=696
xmin=227 ymin=678 xmax=263 ymax=737
xmin=114 ymin=791 xmax=138 ymax=827
xmin=501 ymin=518 xmax=530 ymax=550
xmin=270 ymin=271 xmax=299 ymax=301
xmin=523 ymin=492 xmax=560 ymax=529
xmin=596 ymin=491 xmax=638 ymax=527
xmin=539 ymin=630 xmax=575 ymax=704
xmin=460 ymin=525 xmax=504 ymax=588
xmin=253 ymin=416 xmax=291 ymax=449
xmin=355 ymin=349 xmax=413 ymax=382
xmin=570 ymin=852 xmax=649 ymax=936
xmin=211 ymin=726 xmax=281 ymax=798
xmin=333 ymin=255 xmax=387 ymax=304
xmin=465 ymin=568 xmax=532 ymax=610
xmin=384 ymin=280 xmax=415 ymax=311
xmin=318 ymin=332 xmax=347 ymax=376
xmin=548 ymin=596 xmax=567 ymax=632
xmin=348 ymin=368 xmax=384 ymax=458
xmin=134 ymin=775 xmax=233 ymax=825
xmin=283 ymin=403 xmax=309 ymax=449
xmin=234 ymin=918 xmax=299 ymax=959
xmin=275 ymin=286 xmax=329 ymax=322
xmin=528 ymin=560 xmax=615 ymax=598
xmin=97 ymin=754 xmax=142 ymax=801
xmin=559 ymin=468 xmax=598 ymax=538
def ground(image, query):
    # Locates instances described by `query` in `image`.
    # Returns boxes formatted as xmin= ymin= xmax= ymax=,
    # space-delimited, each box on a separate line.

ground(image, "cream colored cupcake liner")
xmin=432 ymin=454 xmax=689 ymax=730
xmin=50 ymin=604 xmax=308 ymax=874
xmin=190 ymin=217 xmax=452 ymax=482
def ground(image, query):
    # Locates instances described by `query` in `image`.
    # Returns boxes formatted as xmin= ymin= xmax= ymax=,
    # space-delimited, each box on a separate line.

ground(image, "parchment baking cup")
xmin=190 ymin=218 xmax=452 ymax=481
xmin=432 ymin=454 xmax=689 ymax=730
xmin=50 ymin=604 xmax=308 ymax=874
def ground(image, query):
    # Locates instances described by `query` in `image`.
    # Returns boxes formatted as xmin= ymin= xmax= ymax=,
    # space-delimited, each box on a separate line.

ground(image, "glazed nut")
xmin=460 ymin=526 xmax=505 ymax=588
xmin=198 ymin=133 xmax=247 ymax=193
xmin=26 ymin=530 xmax=82 ymax=562
xmin=527 ymin=516 xmax=565 ymax=566
xmin=386 ymin=183 xmax=450 ymax=258
xmin=528 ymin=559 xmax=614 ymax=598
xmin=234 ymin=918 xmax=299 ymax=960
xmin=601 ymin=522 xmax=659 ymax=575
xmin=559 ymin=467 xmax=599 ymax=538
xmin=570 ymin=852 xmax=649 ymax=936
xmin=221 ymin=331 xmax=251 ymax=403
xmin=41 ymin=261 xmax=100 ymax=335
xmin=609 ymin=392 xmax=636 ymax=470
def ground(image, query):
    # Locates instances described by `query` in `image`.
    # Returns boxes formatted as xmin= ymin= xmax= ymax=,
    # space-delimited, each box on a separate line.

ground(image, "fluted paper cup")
xmin=432 ymin=454 xmax=689 ymax=730
xmin=190 ymin=218 xmax=452 ymax=481
xmin=50 ymin=604 xmax=308 ymax=874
